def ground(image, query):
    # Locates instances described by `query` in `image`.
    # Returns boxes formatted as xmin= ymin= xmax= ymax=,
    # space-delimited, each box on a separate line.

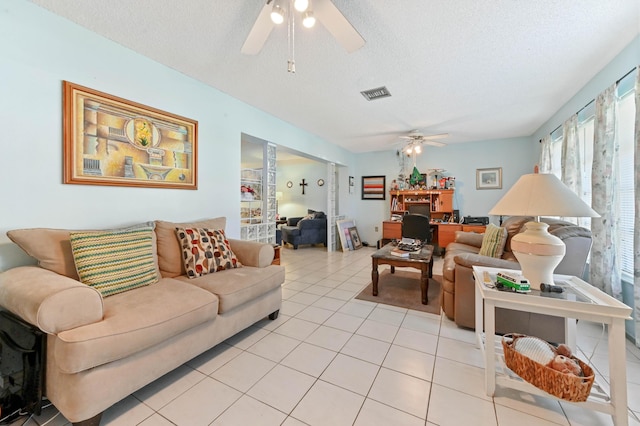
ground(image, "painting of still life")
xmin=63 ymin=81 xmax=198 ymax=189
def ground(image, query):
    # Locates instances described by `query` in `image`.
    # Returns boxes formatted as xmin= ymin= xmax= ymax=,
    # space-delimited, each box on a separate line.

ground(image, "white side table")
xmin=473 ymin=266 xmax=632 ymax=426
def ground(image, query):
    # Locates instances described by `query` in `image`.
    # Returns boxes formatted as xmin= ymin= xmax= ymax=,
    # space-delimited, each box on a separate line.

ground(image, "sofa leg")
xmin=268 ymin=310 xmax=280 ymax=320
xmin=293 ymin=245 xmax=298 ymax=249
xmin=73 ymin=412 xmax=102 ymax=426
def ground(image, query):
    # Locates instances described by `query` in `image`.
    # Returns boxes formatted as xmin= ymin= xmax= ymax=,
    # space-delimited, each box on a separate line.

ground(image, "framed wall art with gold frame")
xmin=63 ymin=81 xmax=198 ymax=189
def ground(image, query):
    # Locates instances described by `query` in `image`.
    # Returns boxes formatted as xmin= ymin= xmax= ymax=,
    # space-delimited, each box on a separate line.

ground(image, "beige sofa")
xmin=441 ymin=216 xmax=592 ymax=342
xmin=0 ymin=217 xmax=284 ymax=425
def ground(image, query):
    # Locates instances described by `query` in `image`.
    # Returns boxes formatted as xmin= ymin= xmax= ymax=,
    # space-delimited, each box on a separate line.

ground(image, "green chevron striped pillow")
xmin=70 ymin=226 xmax=159 ymax=297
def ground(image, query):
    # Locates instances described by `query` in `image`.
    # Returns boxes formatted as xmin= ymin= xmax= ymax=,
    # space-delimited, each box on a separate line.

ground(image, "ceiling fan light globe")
xmin=294 ymin=0 xmax=309 ymax=12
xmin=414 ymin=145 xmax=421 ymax=154
xmin=270 ymin=1 xmax=286 ymax=24
xmin=302 ymin=11 xmax=316 ymax=28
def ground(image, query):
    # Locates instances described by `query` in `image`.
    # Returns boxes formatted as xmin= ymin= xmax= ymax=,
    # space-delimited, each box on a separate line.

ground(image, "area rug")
xmin=355 ymin=270 xmax=442 ymax=314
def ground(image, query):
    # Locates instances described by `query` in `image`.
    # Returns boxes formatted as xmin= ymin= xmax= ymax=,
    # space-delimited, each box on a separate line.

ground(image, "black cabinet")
xmin=0 ymin=310 xmax=46 ymax=422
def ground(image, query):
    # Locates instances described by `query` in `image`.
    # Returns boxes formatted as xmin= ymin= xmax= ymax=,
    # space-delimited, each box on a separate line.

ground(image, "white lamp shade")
xmin=488 ymin=173 xmax=599 ymax=218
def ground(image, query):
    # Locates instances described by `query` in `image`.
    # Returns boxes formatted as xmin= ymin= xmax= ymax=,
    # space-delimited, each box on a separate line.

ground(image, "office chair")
xmin=402 ymin=214 xmax=432 ymax=243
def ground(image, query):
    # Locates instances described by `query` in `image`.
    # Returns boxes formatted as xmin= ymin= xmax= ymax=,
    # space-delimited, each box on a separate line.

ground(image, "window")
xmin=547 ymin=69 xmax=636 ymax=281
xmin=617 ymin=85 xmax=635 ymax=281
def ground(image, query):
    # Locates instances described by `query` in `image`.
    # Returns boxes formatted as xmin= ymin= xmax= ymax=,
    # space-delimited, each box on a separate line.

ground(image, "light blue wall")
xmin=352 ymin=137 xmax=536 ymax=244
xmin=0 ymin=0 xmax=355 ymax=270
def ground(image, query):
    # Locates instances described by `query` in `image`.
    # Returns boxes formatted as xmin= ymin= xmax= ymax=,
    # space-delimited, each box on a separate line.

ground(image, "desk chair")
xmin=402 ymin=214 xmax=433 ymax=243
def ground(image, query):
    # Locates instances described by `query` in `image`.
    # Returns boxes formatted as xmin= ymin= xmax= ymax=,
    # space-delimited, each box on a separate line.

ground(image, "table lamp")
xmin=488 ymin=173 xmax=599 ymax=290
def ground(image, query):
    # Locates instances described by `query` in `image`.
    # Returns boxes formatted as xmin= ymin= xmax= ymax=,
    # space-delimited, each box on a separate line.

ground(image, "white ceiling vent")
xmin=360 ymin=86 xmax=391 ymax=101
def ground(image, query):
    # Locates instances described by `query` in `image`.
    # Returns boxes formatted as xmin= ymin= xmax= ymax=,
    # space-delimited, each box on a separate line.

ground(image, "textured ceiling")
xmin=29 ymin=0 xmax=640 ymax=153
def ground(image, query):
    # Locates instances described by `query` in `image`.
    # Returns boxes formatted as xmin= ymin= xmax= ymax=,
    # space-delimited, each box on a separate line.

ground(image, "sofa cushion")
xmin=7 ymin=222 xmax=160 ymax=281
xmin=175 ymin=228 xmax=240 ymax=278
xmin=478 ymin=224 xmax=508 ymax=258
xmin=70 ymin=225 xmax=159 ymax=297
xmin=155 ymin=217 xmax=226 ymax=278
xmin=175 ymin=265 xmax=284 ymax=314
xmin=54 ymin=278 xmax=218 ymax=374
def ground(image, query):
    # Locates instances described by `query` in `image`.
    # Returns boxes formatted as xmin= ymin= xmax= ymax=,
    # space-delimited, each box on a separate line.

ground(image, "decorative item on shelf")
xmin=488 ymin=173 xmax=599 ymax=290
xmin=409 ymin=166 xmax=422 ymax=185
xmin=241 ymin=185 xmax=257 ymax=201
xmin=447 ymin=176 xmax=456 ymax=189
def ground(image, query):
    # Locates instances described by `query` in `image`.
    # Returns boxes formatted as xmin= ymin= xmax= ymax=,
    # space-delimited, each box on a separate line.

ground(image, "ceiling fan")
xmin=241 ymin=0 xmax=365 ymax=60
xmin=399 ymin=130 xmax=449 ymax=154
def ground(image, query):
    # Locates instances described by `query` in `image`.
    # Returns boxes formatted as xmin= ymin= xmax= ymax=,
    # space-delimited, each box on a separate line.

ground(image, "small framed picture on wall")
xmin=476 ymin=168 xmax=502 ymax=190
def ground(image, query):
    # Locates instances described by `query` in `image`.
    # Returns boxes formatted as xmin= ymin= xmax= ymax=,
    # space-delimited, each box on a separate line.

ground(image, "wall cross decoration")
xmin=300 ymin=179 xmax=308 ymax=195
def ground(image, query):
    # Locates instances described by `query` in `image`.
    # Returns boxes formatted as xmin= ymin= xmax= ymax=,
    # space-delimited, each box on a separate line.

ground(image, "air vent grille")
xmin=360 ymin=86 xmax=391 ymax=101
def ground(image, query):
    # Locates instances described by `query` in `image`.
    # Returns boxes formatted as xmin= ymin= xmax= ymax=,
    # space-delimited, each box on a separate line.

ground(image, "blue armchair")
xmin=281 ymin=211 xmax=327 ymax=249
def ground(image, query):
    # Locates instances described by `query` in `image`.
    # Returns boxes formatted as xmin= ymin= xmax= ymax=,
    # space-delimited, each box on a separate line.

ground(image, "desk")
xmin=473 ymin=266 xmax=632 ymax=425
xmin=381 ymin=220 xmax=486 ymax=250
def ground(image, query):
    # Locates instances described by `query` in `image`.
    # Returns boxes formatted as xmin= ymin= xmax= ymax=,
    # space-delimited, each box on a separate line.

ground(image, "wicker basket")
xmin=502 ymin=333 xmax=595 ymax=402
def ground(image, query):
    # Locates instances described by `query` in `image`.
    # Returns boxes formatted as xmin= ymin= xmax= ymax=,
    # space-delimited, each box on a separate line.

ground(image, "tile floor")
xmin=20 ymin=246 xmax=640 ymax=425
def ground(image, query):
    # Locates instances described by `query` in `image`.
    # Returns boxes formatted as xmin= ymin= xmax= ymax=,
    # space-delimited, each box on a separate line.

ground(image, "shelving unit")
xmin=389 ymin=189 xmax=454 ymax=221
xmin=241 ymin=168 xmax=263 ymax=225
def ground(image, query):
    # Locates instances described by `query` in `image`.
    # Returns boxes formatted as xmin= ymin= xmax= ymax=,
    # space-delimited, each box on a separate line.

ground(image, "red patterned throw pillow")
xmin=175 ymin=228 xmax=240 ymax=278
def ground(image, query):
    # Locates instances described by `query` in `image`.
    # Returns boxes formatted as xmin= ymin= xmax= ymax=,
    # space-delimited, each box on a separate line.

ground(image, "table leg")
xmin=484 ymin=300 xmax=496 ymax=396
xmin=390 ymin=266 xmax=395 ymax=274
xmin=428 ymin=256 xmax=433 ymax=278
xmin=420 ymin=263 xmax=429 ymax=305
xmin=609 ymin=318 xmax=628 ymax=426
xmin=372 ymin=259 xmax=379 ymax=296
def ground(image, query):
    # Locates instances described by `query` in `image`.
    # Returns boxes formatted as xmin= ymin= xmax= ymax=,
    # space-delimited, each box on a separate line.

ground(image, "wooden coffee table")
xmin=371 ymin=243 xmax=434 ymax=304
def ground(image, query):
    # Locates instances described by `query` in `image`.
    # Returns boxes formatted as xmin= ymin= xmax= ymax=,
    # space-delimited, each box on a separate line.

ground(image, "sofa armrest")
xmin=454 ymin=231 xmax=484 ymax=248
xmin=453 ymin=253 xmax=520 ymax=270
xmin=0 ymin=266 xmax=103 ymax=334
xmin=228 ymin=239 xmax=275 ymax=268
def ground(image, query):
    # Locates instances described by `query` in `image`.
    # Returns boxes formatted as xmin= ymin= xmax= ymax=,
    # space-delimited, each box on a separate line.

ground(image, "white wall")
xmin=277 ymin=160 xmax=328 ymax=219
xmin=0 ymin=0 xmax=354 ymax=270
xmin=352 ymin=137 xmax=537 ymax=245
xmin=532 ymin=35 xmax=640 ymax=142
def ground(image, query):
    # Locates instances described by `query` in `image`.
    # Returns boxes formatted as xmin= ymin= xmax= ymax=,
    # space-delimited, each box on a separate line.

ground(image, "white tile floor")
xmin=21 ymin=246 xmax=640 ymax=425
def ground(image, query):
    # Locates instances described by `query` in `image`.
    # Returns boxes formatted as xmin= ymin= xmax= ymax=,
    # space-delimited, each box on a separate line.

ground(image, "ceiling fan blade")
xmin=424 ymin=140 xmax=447 ymax=147
xmin=314 ymin=0 xmax=365 ymax=53
xmin=423 ymin=133 xmax=449 ymax=140
xmin=241 ymin=3 xmax=274 ymax=55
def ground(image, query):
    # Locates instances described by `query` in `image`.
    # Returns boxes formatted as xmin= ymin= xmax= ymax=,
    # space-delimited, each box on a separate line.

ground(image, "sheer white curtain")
xmin=560 ymin=115 xmax=585 ymax=226
xmin=590 ymin=84 xmax=622 ymax=300
xmin=539 ymin=135 xmax=553 ymax=173
xmin=634 ymin=67 xmax=640 ymax=347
